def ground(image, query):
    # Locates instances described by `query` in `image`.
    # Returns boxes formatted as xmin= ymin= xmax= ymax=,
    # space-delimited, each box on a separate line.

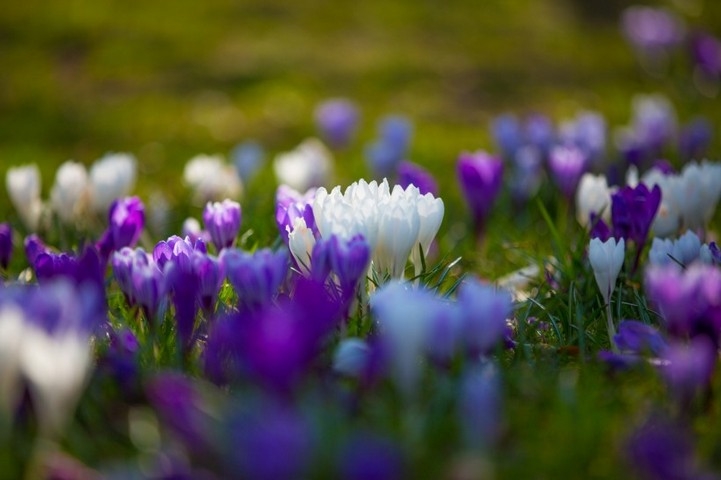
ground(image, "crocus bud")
xmin=575 ymin=173 xmax=613 ymax=227
xmin=273 ymin=138 xmax=332 ymax=193
xmin=548 ymin=145 xmax=587 ymax=200
xmin=88 ymin=153 xmax=137 ymax=213
xmin=6 ymin=164 xmax=43 ymax=230
xmin=456 ymin=151 xmax=503 ymax=236
xmin=0 ymin=223 xmax=12 ymax=269
xmin=314 ymin=98 xmax=359 ymax=149
xmin=50 ymin=161 xmax=89 ymax=225
xmin=588 ymin=237 xmax=625 ymax=305
xmin=184 ymin=154 xmax=243 ymax=204
xmin=203 ymin=199 xmax=241 ymax=251
xmin=397 ymin=160 xmax=438 ymax=196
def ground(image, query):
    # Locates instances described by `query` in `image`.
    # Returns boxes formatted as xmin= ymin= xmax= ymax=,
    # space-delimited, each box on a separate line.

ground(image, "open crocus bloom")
xmin=290 ymin=178 xmax=444 ymax=279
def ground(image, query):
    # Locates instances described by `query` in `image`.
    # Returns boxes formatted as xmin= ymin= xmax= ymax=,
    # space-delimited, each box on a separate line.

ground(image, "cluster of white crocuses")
xmin=288 ymin=179 xmax=444 ymax=279
xmin=6 ymin=153 xmax=137 ymax=230
xmin=576 ymin=160 xmax=721 ymax=237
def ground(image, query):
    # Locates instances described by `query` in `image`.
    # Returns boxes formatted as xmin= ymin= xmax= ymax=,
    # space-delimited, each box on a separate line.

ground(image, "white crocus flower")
xmin=89 ymin=153 xmax=137 ymax=212
xmin=375 ymin=187 xmax=421 ymax=278
xmin=287 ymin=217 xmax=316 ymax=275
xmin=50 ymin=161 xmax=89 ymax=224
xmin=20 ymin=325 xmax=92 ymax=435
xmin=184 ymin=154 xmax=242 ymax=204
xmin=679 ymin=161 xmax=721 ymax=231
xmin=273 ymin=138 xmax=332 ymax=193
xmin=575 ymin=173 xmax=614 ymax=227
xmin=411 ymin=193 xmax=445 ymax=276
xmin=642 ymin=168 xmax=682 ymax=238
xmin=588 ymin=237 xmax=625 ymax=350
xmin=6 ymin=164 xmax=43 ymax=230
xmin=0 ymin=305 xmax=27 ymax=417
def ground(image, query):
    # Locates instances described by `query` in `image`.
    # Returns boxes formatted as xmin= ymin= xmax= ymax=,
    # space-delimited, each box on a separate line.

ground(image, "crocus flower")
xmin=365 ymin=116 xmax=412 ymax=180
xmin=314 ymin=98 xmax=360 ymax=149
xmin=558 ymin=111 xmax=606 ymax=164
xmin=690 ymin=32 xmax=721 ymax=79
xmin=661 ymin=337 xmax=716 ymax=405
xmin=97 ymin=196 xmax=145 ymax=259
xmin=548 ymin=145 xmax=587 ymax=199
xmin=456 ymin=151 xmax=503 ymax=237
xmin=678 ymin=117 xmax=712 ymax=161
xmin=221 ymin=248 xmax=289 ymax=309
xmin=525 ymin=114 xmax=555 ymax=156
xmin=397 ymin=160 xmax=438 ymax=196
xmin=273 ymin=138 xmax=332 ymax=193
xmin=328 ymin=234 xmax=371 ymax=294
xmin=184 ymin=154 xmax=243 ymax=204
xmin=611 ymin=183 xmax=661 ymax=267
xmin=203 ymin=199 xmax=242 ymax=251
xmin=231 ymin=140 xmax=265 ymax=183
xmin=275 ymin=185 xmax=316 ymax=243
xmin=6 ymin=164 xmax=43 ymax=230
xmin=621 ymin=6 xmax=684 ymax=55
xmin=456 ymin=277 xmax=513 ymax=356
xmin=333 ymin=338 xmax=371 ymax=377
xmin=648 ymin=230 xmax=702 ymax=266
xmin=614 ymin=320 xmax=666 ymax=356
xmin=49 ymin=160 xmax=89 ymax=225
xmin=589 ymin=237 xmax=625 ymax=306
xmin=491 ymin=114 xmax=522 ymax=159
xmin=88 ymin=153 xmax=137 ymax=213
xmin=0 ymin=223 xmax=12 ymax=269
xmin=508 ymin=146 xmax=543 ymax=205
xmin=576 ymin=173 xmax=613 ymax=227
xmin=458 ymin=363 xmax=502 ymax=449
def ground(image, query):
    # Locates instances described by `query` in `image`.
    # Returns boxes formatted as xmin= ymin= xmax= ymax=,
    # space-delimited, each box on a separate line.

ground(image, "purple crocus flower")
xmin=621 ymin=6 xmax=684 ymax=54
xmin=456 ymin=151 xmax=503 ymax=237
xmin=661 ymin=337 xmax=716 ymax=405
xmin=508 ymin=146 xmax=543 ymax=205
xmin=0 ymin=223 xmax=12 ymax=269
xmin=328 ymin=234 xmax=371 ymax=294
xmin=164 ymin=258 xmax=201 ymax=349
xmin=491 ymin=114 xmax=522 ymax=159
xmin=611 ymin=183 xmax=661 ymax=268
xmin=397 ymin=161 xmax=438 ymax=196
xmin=548 ymin=145 xmax=587 ymax=199
xmin=456 ymin=277 xmax=513 ymax=356
xmin=525 ymin=114 xmax=555 ymax=156
xmin=690 ymin=32 xmax=721 ymax=79
xmin=97 ymin=196 xmax=145 ymax=261
xmin=365 ymin=115 xmax=412 ymax=180
xmin=314 ymin=98 xmax=360 ymax=149
xmin=275 ymin=185 xmax=316 ymax=243
xmin=131 ymin=257 xmax=165 ymax=320
xmin=614 ymin=320 xmax=666 ymax=355
xmin=458 ymin=363 xmax=502 ymax=449
xmin=231 ymin=140 xmax=265 ymax=183
xmin=203 ymin=199 xmax=242 ymax=252
xmin=338 ymin=433 xmax=405 ymax=480
xmin=100 ymin=327 xmax=140 ymax=391
xmin=220 ymin=248 xmax=289 ymax=309
xmin=679 ymin=117 xmax=712 ymax=161
xmin=191 ymin=251 xmax=224 ymax=314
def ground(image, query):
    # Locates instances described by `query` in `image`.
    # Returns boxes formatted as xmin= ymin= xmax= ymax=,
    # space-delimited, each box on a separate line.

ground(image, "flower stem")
xmin=605 ymin=302 xmax=618 ymax=353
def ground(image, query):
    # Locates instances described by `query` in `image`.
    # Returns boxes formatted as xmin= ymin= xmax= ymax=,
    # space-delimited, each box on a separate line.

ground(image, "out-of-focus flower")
xmin=508 ymin=146 xmax=544 ymax=205
xmin=50 ymin=161 xmax=89 ymax=225
xmin=458 ymin=363 xmax=502 ymax=449
xmin=456 ymin=151 xmax=503 ymax=236
xmin=275 ymin=185 xmax=316 ymax=243
xmin=184 ymin=154 xmax=242 ymax=204
xmin=397 ymin=160 xmax=438 ymax=196
xmin=6 ymin=164 xmax=43 ymax=230
xmin=648 ymin=230 xmax=703 ymax=266
xmin=576 ymin=173 xmax=614 ymax=227
xmin=338 ymin=433 xmax=405 ymax=480
xmin=221 ymin=248 xmax=289 ymax=309
xmin=365 ymin=115 xmax=413 ymax=180
xmin=273 ymin=138 xmax=332 ymax=193
xmin=621 ymin=6 xmax=684 ymax=54
xmin=548 ymin=145 xmax=587 ymax=199
xmin=589 ymin=237 xmax=625 ymax=306
xmin=491 ymin=114 xmax=522 ymax=159
xmin=456 ymin=277 xmax=513 ymax=356
xmin=558 ymin=111 xmax=607 ymax=164
xmin=678 ymin=118 xmax=712 ymax=161
xmin=0 ymin=223 xmax=12 ymax=269
xmin=182 ymin=217 xmax=209 ymax=245
xmin=333 ymin=338 xmax=371 ymax=378
xmin=525 ymin=114 xmax=555 ymax=156
xmin=231 ymin=140 xmax=265 ymax=183
xmin=614 ymin=320 xmax=666 ymax=356
xmin=314 ymin=98 xmax=360 ymax=149
xmin=662 ymin=337 xmax=716 ymax=404
xmin=88 ymin=153 xmax=137 ymax=213
xmin=677 ymin=161 xmax=721 ymax=231
xmin=203 ymin=199 xmax=241 ymax=252
xmin=97 ymin=196 xmax=145 ymax=261
xmin=690 ymin=32 xmax=721 ymax=79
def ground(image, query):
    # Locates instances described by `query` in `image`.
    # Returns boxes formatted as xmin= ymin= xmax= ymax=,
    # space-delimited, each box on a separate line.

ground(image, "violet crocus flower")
xmin=338 ymin=433 xmax=405 ymax=480
xmin=314 ymin=98 xmax=360 ymax=149
xmin=164 ymin=258 xmax=200 ymax=348
xmin=96 ymin=196 xmax=145 ymax=261
xmin=548 ymin=145 xmax=587 ymax=199
xmin=397 ymin=161 xmax=438 ymax=196
xmin=0 ymin=223 xmax=12 ymax=269
xmin=456 ymin=151 xmax=503 ymax=237
xmin=491 ymin=114 xmax=522 ymax=159
xmin=203 ymin=199 xmax=242 ymax=251
xmin=365 ymin=116 xmax=412 ymax=180
xmin=621 ymin=6 xmax=684 ymax=55
xmin=221 ymin=248 xmax=289 ymax=309
xmin=611 ymin=183 xmax=661 ymax=268
xmin=662 ymin=337 xmax=716 ymax=405
xmin=525 ymin=114 xmax=555 ymax=156
xmin=328 ymin=234 xmax=371 ymax=295
xmin=690 ymin=32 xmax=721 ymax=79
xmin=456 ymin=277 xmax=513 ymax=356
xmin=275 ymin=185 xmax=316 ymax=243
xmin=614 ymin=320 xmax=666 ymax=356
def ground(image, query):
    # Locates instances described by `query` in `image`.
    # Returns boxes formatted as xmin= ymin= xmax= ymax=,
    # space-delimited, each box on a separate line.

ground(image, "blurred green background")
xmin=1 ymin=0 xmax=719 ymax=258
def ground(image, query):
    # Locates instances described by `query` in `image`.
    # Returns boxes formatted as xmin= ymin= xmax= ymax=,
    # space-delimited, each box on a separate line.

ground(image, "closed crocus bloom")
xmin=548 ymin=145 xmax=587 ymax=199
xmin=221 ymin=248 xmax=289 ymax=308
xmin=0 ymin=223 xmax=11 ymax=269
xmin=287 ymin=217 xmax=317 ymax=275
xmin=411 ymin=193 xmax=444 ymax=275
xmin=575 ymin=173 xmax=613 ymax=227
xmin=6 ymin=164 xmax=43 ymax=230
xmin=375 ymin=186 xmax=420 ymax=278
xmin=273 ymin=138 xmax=332 ymax=193
xmin=130 ymin=259 xmax=165 ymax=319
xmin=184 ymin=154 xmax=243 ymax=204
xmin=397 ymin=160 xmax=438 ymax=196
xmin=678 ymin=161 xmax=721 ymax=230
xmin=589 ymin=237 xmax=625 ymax=305
xmin=314 ymin=98 xmax=359 ymax=149
xmin=203 ymin=199 xmax=241 ymax=251
xmin=50 ymin=161 xmax=89 ymax=224
xmin=641 ymin=168 xmax=682 ymax=237
xmin=89 ymin=153 xmax=137 ymax=213
xmin=457 ymin=151 xmax=503 ymax=236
